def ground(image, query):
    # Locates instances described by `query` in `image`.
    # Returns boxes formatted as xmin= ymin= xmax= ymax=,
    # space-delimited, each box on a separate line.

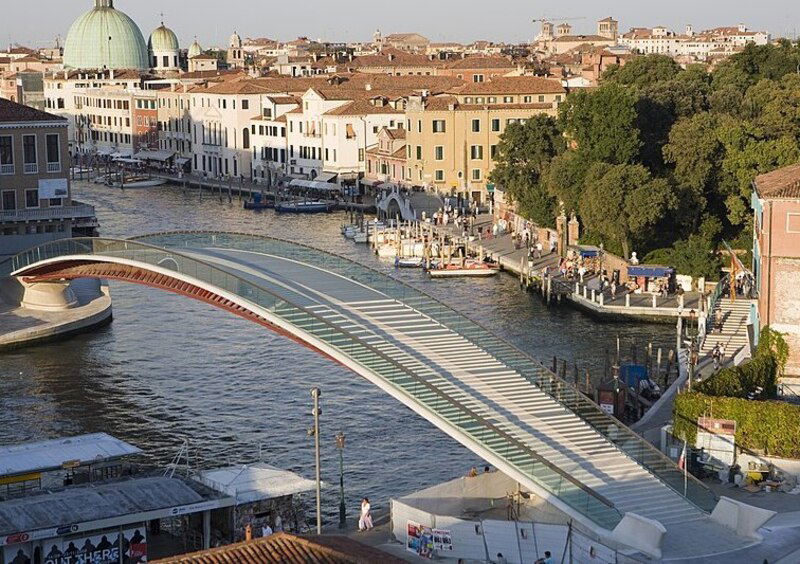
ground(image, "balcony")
xmin=0 ymin=164 xmax=13 ymax=175
xmin=47 ymin=162 xmax=61 ymax=173
xmin=0 ymin=202 xmax=96 ymax=223
xmin=24 ymin=163 xmax=38 ymax=174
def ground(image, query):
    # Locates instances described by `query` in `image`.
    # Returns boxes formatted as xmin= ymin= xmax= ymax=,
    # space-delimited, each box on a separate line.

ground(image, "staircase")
xmin=701 ymin=297 xmax=754 ymax=361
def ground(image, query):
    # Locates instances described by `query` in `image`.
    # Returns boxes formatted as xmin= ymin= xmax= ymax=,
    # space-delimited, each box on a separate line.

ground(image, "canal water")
xmin=0 ymin=182 xmax=675 ymax=524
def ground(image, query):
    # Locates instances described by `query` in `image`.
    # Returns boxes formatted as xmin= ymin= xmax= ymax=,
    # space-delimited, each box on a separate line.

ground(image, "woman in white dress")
xmin=359 ymin=497 xmax=374 ymax=531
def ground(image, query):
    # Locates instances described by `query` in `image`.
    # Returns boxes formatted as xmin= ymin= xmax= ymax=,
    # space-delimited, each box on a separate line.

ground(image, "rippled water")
xmin=0 ymin=182 xmax=675 ymax=523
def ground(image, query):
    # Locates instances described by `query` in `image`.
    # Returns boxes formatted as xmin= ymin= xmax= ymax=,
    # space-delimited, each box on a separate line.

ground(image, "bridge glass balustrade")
xmin=4 ymin=235 xmax=623 ymax=530
xmin=4 ymin=233 xmax=718 ymax=518
xmin=136 ymin=232 xmax=718 ymax=514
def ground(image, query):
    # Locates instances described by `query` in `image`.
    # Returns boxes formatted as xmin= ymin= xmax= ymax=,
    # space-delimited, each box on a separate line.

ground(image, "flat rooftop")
xmin=192 ymin=462 xmax=317 ymax=504
xmin=0 ymin=433 xmax=142 ymax=478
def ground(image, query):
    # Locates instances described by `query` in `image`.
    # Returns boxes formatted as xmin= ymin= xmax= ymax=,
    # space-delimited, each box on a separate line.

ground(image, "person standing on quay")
xmin=359 ymin=498 xmax=374 ymax=531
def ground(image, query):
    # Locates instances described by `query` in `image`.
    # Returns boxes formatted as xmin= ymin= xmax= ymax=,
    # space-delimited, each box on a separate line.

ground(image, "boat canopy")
xmin=627 ymin=265 xmax=674 ymax=278
xmin=288 ymin=179 xmax=340 ymax=192
xmin=134 ymin=149 xmax=175 ymax=161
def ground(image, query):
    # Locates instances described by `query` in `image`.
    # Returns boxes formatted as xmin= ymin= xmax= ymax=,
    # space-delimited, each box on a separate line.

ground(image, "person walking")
xmin=359 ymin=498 xmax=374 ymax=531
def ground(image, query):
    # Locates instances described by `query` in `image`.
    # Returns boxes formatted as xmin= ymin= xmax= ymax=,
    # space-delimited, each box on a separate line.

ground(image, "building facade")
xmin=405 ymin=76 xmax=565 ymax=202
xmin=365 ymin=127 xmax=407 ymax=185
xmin=752 ymin=164 xmax=800 ymax=388
xmin=0 ymin=98 xmax=96 ymax=259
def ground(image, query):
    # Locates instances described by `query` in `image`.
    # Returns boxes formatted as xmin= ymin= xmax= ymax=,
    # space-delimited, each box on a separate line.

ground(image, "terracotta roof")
xmin=553 ymin=35 xmax=613 ymax=43
xmin=0 ymin=97 xmax=66 ymax=123
xmin=266 ymin=96 xmax=300 ymax=105
xmin=454 ymin=76 xmax=565 ymax=95
xmin=443 ymin=56 xmax=514 ymax=70
xmin=324 ymin=99 xmax=403 ymax=116
xmin=385 ymin=127 xmax=406 ymax=140
xmin=152 ymin=533 xmax=404 ymax=564
xmin=754 ymin=164 xmax=800 ymax=199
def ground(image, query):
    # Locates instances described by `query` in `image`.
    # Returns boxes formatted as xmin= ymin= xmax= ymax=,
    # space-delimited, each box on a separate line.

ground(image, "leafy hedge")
xmin=674 ymin=392 xmax=800 ymax=459
xmin=694 ymin=327 xmax=787 ymax=399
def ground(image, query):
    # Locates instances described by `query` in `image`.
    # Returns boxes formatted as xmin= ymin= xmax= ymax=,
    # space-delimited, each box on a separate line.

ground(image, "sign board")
xmin=41 ymin=527 xmax=147 ymax=564
xmin=406 ymin=521 xmax=434 ymax=559
xmin=432 ymin=529 xmax=453 ymax=553
xmin=38 ymin=179 xmax=68 ymax=199
xmin=695 ymin=417 xmax=736 ymax=467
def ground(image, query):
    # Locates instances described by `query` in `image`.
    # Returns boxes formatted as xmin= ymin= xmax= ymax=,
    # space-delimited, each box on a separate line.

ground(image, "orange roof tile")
xmin=755 ymin=164 xmax=800 ymax=199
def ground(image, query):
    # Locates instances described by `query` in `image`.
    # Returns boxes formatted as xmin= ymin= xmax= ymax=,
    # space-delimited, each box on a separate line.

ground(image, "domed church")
xmin=63 ymin=0 xmax=182 ymax=72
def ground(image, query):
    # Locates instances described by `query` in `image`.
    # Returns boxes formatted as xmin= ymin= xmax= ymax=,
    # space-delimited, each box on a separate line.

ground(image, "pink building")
xmin=365 ymin=127 xmax=406 ymax=185
xmin=752 ymin=164 xmax=800 ymax=384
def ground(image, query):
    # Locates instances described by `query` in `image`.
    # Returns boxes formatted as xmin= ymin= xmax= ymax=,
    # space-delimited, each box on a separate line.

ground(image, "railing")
xmin=0 ymin=164 xmax=13 ymax=175
xmin=2 ymin=236 xmax=625 ymax=531
xmin=132 ymin=232 xmax=719 ymax=514
xmin=704 ymin=274 xmax=729 ymax=336
xmin=0 ymin=203 xmax=96 ymax=222
xmin=47 ymin=162 xmax=61 ymax=173
xmin=24 ymin=163 xmax=38 ymax=174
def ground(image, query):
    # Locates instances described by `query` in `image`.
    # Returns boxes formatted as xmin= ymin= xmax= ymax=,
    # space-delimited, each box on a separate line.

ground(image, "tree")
xmin=544 ymin=151 xmax=590 ymax=216
xmin=489 ymin=115 xmax=564 ymax=226
xmin=580 ymin=163 xmax=677 ymax=258
xmin=558 ymin=83 xmax=642 ymax=165
xmin=602 ymin=54 xmax=682 ymax=88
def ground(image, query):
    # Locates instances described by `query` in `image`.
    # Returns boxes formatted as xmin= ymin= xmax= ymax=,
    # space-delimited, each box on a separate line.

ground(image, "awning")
xmin=113 ymin=157 xmax=143 ymax=164
xmin=288 ymin=178 xmax=340 ymax=191
xmin=572 ymin=245 xmax=602 ymax=258
xmin=95 ymin=147 xmax=113 ymax=155
xmin=110 ymin=150 xmax=132 ymax=158
xmin=175 ymin=157 xmax=191 ymax=166
xmin=628 ymin=265 xmax=674 ymax=278
xmin=316 ymin=171 xmax=337 ymax=183
xmin=134 ymin=149 xmax=175 ymax=162
xmin=345 ymin=123 xmax=356 ymax=138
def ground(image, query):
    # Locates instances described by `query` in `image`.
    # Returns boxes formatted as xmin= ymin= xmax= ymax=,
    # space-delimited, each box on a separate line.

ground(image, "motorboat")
xmin=275 ymin=200 xmax=332 ymax=214
xmin=244 ymin=193 xmax=273 ymax=210
xmin=428 ymin=260 xmax=500 ymax=278
xmin=106 ymin=175 xmax=167 ymax=188
xmin=395 ymin=256 xmax=424 ymax=268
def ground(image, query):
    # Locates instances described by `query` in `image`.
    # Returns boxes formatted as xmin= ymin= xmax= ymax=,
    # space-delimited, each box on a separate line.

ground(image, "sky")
xmin=1 ymin=0 xmax=799 ymax=49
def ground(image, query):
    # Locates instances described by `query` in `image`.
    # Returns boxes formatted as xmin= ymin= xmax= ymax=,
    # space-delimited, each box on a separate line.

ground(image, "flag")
xmin=678 ymin=441 xmax=686 ymax=470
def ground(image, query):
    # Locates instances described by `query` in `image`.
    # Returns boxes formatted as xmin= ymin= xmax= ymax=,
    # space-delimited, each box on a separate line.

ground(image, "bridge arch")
xmin=2 ymin=232 xmax=723 ymax=552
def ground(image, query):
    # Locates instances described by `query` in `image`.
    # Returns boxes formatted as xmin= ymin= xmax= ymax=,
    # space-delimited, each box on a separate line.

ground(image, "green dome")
xmin=149 ymin=24 xmax=179 ymax=52
xmin=63 ymin=0 xmax=149 ymax=70
xmin=188 ymin=40 xmax=203 ymax=59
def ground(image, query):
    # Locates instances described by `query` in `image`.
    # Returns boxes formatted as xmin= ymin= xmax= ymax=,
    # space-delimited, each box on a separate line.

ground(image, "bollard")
xmin=599 ymin=292 xmax=604 ymax=306
xmin=591 ymin=289 xmax=596 ymax=302
xmin=625 ymin=293 xmax=630 ymax=307
xmin=652 ymin=294 xmax=657 ymax=308
xmin=678 ymin=294 xmax=684 ymax=309
xmin=575 ymin=282 xmax=580 ymax=294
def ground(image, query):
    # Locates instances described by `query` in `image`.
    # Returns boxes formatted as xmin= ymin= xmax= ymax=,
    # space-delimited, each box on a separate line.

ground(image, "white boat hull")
xmin=429 ymin=268 xmax=499 ymax=278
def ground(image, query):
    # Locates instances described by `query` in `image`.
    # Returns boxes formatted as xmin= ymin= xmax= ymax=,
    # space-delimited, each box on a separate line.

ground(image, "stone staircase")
xmin=701 ymin=297 xmax=754 ymax=361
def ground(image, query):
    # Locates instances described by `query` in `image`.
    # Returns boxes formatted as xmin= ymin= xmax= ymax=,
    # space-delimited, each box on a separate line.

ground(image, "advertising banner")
xmin=406 ymin=521 xmax=434 ymax=559
xmin=432 ymin=528 xmax=453 ymax=553
xmin=42 ymin=528 xmax=147 ymax=564
xmin=3 ymin=542 xmax=31 ymax=564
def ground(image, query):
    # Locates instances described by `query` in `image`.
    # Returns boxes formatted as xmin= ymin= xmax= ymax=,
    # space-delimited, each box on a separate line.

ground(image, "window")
xmin=488 ymin=97 xmax=497 ymax=103
xmin=491 ymin=119 xmax=500 ymax=132
xmin=242 ymin=100 xmax=249 ymax=110
xmin=242 ymin=128 xmax=250 ymax=149
xmin=470 ymin=145 xmax=483 ymax=160
xmin=46 ymin=134 xmax=60 ymax=171
xmin=465 ymin=97 xmax=473 ymax=104
xmin=435 ymin=170 xmax=444 ymax=181
xmin=538 ymin=95 xmax=545 ymax=102
xmin=471 ymin=119 xmax=481 ymax=133
xmin=417 ymin=120 xmax=422 ymax=133
xmin=434 ymin=146 xmax=444 ymax=161
xmin=2 ymin=189 xmax=16 ymax=210
xmin=0 ymin=136 xmax=12 ymax=174
xmin=555 ymin=95 xmax=562 ymax=102
xmin=491 ymin=144 xmax=498 ymax=159
xmin=25 ymin=189 xmax=39 ymax=208
xmin=473 ymin=74 xmax=484 ymax=83
xmin=523 ymin=96 xmax=532 ymax=103
xmin=472 ymin=169 xmax=481 ymax=181
xmin=23 ymin=135 xmax=37 ymax=173
xmin=358 ymin=148 xmax=364 ymax=162
xmin=432 ymin=120 xmax=446 ymax=133
xmin=416 ymin=146 xmax=422 ymax=159
xmin=503 ymin=96 xmax=513 ymax=103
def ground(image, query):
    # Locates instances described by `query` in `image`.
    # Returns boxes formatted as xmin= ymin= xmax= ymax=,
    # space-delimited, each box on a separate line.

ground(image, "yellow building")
xmin=404 ymin=76 xmax=565 ymax=203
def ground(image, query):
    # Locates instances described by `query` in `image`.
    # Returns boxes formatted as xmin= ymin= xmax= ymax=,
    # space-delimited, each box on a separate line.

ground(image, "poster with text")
xmin=432 ymin=528 xmax=453 ymax=552
xmin=3 ymin=543 xmax=31 ymax=564
xmin=45 ymin=528 xmax=147 ymax=564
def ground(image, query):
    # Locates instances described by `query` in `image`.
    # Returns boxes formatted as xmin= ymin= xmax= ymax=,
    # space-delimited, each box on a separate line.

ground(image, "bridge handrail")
xmin=128 ymin=231 xmax=718 ymax=513
xmin=6 ymin=235 xmax=623 ymax=527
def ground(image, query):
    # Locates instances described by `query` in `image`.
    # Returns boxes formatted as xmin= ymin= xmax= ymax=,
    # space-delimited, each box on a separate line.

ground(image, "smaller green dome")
xmin=188 ymin=39 xmax=203 ymax=59
xmin=149 ymin=24 xmax=179 ymax=52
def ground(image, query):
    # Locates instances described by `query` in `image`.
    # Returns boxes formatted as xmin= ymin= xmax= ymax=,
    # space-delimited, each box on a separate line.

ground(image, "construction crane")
xmin=532 ymin=16 xmax=586 ymax=24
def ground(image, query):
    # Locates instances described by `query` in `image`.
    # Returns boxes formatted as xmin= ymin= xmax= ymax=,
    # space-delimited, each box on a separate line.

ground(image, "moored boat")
xmin=275 ymin=200 xmax=332 ymax=214
xmin=244 ymin=193 xmax=273 ymax=210
xmin=107 ymin=176 xmax=167 ymax=188
xmin=428 ymin=260 xmax=500 ymax=278
xmin=395 ymin=256 xmax=424 ymax=268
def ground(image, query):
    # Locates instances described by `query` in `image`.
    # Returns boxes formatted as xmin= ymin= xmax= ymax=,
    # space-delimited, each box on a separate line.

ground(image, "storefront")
xmin=626 ymin=265 xmax=675 ymax=294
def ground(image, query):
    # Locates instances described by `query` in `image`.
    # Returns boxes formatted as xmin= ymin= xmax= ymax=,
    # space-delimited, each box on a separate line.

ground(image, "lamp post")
xmin=335 ymin=432 xmax=346 ymax=529
xmin=307 ymin=387 xmax=322 ymax=534
xmin=688 ymin=309 xmax=697 ymax=390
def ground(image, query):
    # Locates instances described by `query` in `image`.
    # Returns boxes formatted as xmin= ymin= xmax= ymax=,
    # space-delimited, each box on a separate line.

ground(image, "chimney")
xmin=365 ymin=82 xmax=372 ymax=91
xmin=110 ymin=69 xmax=115 ymax=79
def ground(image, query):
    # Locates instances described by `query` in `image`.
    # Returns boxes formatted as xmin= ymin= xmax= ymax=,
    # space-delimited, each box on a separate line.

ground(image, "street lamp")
xmin=688 ymin=309 xmax=698 ymax=390
xmin=307 ymin=388 xmax=322 ymax=534
xmin=335 ymin=432 xmax=346 ymax=529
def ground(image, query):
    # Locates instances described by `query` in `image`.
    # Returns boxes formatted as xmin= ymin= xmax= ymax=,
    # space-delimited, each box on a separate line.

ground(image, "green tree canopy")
xmin=488 ymin=115 xmax=565 ymax=226
xmin=579 ymin=163 xmax=677 ymax=258
xmin=558 ymin=83 xmax=642 ymax=165
xmin=603 ymin=54 xmax=682 ymax=88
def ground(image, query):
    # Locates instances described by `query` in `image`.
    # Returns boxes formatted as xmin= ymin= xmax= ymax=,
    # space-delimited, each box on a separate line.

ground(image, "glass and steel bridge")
xmin=3 ymin=232 xmax=746 ymax=555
